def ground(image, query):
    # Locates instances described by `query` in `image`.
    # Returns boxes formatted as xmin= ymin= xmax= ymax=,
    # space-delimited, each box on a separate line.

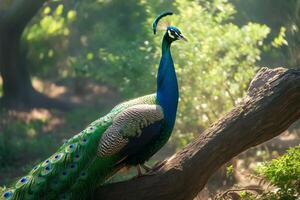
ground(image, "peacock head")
xmin=152 ymin=11 xmax=187 ymax=43
xmin=165 ymin=26 xmax=187 ymax=42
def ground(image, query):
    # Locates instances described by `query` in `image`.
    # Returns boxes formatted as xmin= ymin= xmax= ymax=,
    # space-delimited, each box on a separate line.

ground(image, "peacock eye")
xmin=168 ymin=30 xmax=175 ymax=38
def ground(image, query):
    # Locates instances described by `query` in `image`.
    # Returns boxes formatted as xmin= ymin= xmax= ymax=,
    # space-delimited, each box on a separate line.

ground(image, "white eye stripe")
xmin=168 ymin=30 xmax=175 ymax=38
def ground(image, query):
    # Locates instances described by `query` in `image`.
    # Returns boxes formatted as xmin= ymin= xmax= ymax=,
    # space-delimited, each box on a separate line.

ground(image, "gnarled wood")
xmin=94 ymin=67 xmax=300 ymax=200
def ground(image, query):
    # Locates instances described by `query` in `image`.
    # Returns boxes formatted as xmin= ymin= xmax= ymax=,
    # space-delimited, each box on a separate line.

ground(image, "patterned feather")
xmin=1 ymin=94 xmax=164 ymax=200
xmin=1 ymin=12 xmax=186 ymax=200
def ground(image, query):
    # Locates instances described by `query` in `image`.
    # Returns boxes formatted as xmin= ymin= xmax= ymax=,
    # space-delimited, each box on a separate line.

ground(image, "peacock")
xmin=1 ymin=11 xmax=187 ymax=200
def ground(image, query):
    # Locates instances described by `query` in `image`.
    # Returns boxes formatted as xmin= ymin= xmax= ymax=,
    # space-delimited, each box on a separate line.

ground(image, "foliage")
xmin=258 ymin=145 xmax=300 ymax=199
xmin=271 ymin=27 xmax=288 ymax=48
xmin=23 ymin=3 xmax=76 ymax=78
xmin=65 ymin=0 xmax=157 ymax=97
xmin=24 ymin=0 xmax=156 ymax=97
xmin=142 ymin=0 xmax=270 ymax=148
xmin=226 ymin=165 xmax=234 ymax=177
xmin=236 ymin=145 xmax=300 ymax=200
xmin=230 ymin=0 xmax=300 ymax=67
xmin=22 ymin=0 xmax=272 ymax=150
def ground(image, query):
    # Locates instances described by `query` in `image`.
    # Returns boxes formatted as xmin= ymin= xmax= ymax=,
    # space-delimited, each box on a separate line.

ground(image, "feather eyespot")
xmin=51 ymin=153 xmax=64 ymax=163
xmin=81 ymin=172 xmax=86 ymax=176
xmin=74 ymin=154 xmax=80 ymax=160
xmin=80 ymin=171 xmax=87 ymax=178
xmin=79 ymin=137 xmax=89 ymax=145
xmin=60 ymin=171 xmax=69 ymax=180
xmin=41 ymin=164 xmax=53 ymax=175
xmin=86 ymin=126 xmax=95 ymax=133
xmin=79 ymin=171 xmax=88 ymax=180
xmin=41 ymin=159 xmax=51 ymax=167
xmin=82 ymin=138 xmax=88 ymax=143
xmin=16 ymin=176 xmax=32 ymax=188
xmin=20 ymin=177 xmax=28 ymax=183
xmin=65 ymin=143 xmax=77 ymax=153
xmin=30 ymin=165 xmax=39 ymax=173
xmin=3 ymin=191 xmax=13 ymax=198
xmin=70 ymin=163 xmax=77 ymax=170
xmin=70 ymin=165 xmax=75 ymax=169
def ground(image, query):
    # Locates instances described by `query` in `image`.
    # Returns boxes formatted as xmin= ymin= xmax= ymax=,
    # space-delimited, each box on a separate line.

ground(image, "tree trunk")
xmin=0 ymin=20 xmax=35 ymax=107
xmin=94 ymin=67 xmax=300 ymax=200
xmin=0 ymin=0 xmax=72 ymax=110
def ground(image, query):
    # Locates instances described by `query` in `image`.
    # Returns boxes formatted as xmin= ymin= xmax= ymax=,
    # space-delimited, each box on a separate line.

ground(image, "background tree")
xmin=0 ymin=0 xmax=49 ymax=108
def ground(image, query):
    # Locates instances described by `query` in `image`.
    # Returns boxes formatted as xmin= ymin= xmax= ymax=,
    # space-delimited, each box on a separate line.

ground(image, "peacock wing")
xmin=97 ymin=104 xmax=164 ymax=158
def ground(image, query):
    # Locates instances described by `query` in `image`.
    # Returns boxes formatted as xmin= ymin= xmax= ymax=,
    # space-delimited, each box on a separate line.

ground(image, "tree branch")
xmin=93 ymin=67 xmax=300 ymax=200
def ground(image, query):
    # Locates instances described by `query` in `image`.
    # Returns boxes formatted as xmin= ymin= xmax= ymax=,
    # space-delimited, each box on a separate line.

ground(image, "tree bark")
xmin=0 ymin=19 xmax=34 ymax=105
xmin=3 ymin=0 xmax=48 ymax=32
xmin=0 ymin=0 xmax=67 ymax=110
xmin=94 ymin=67 xmax=300 ymax=200
xmin=0 ymin=0 xmax=72 ymax=110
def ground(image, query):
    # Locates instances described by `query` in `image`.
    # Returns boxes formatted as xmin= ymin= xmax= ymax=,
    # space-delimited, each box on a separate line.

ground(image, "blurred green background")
xmin=0 ymin=0 xmax=299 ymax=199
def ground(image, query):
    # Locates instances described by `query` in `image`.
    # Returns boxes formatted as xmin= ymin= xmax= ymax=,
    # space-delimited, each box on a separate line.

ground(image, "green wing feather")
xmin=1 ymin=94 xmax=157 ymax=200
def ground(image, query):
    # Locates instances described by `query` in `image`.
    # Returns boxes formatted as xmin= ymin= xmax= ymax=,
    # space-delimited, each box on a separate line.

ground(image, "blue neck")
xmin=156 ymin=33 xmax=179 ymax=129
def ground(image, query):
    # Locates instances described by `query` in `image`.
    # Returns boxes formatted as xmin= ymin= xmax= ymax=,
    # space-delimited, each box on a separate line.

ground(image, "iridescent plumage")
xmin=1 ymin=12 xmax=187 ymax=200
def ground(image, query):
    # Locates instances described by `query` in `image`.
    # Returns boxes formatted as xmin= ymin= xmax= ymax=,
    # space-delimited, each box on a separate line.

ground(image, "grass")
xmin=0 ymin=118 xmax=58 ymax=185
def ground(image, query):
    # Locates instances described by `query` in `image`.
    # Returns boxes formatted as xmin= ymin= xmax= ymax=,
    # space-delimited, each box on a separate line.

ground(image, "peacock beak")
xmin=179 ymin=35 xmax=188 ymax=42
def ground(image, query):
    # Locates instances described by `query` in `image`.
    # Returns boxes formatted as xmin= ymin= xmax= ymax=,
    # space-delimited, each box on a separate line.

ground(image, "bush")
xmin=258 ymin=145 xmax=300 ymax=199
xmin=239 ymin=145 xmax=300 ymax=200
xmin=143 ymin=0 xmax=271 ymax=148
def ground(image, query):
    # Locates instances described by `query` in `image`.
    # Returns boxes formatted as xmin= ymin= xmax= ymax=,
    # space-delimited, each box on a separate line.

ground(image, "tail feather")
xmin=1 ymin=95 xmax=157 ymax=200
xmin=1 ymin=114 xmax=115 ymax=200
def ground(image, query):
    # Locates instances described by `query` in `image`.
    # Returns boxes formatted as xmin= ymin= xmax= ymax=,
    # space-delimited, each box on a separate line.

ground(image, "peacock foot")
xmin=140 ymin=163 xmax=152 ymax=172
xmin=133 ymin=164 xmax=156 ymax=178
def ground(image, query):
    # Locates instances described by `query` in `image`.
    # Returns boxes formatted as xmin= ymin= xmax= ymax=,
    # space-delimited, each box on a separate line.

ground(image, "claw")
xmin=141 ymin=163 xmax=152 ymax=172
xmin=136 ymin=164 xmax=143 ymax=177
xmin=133 ymin=164 xmax=156 ymax=178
